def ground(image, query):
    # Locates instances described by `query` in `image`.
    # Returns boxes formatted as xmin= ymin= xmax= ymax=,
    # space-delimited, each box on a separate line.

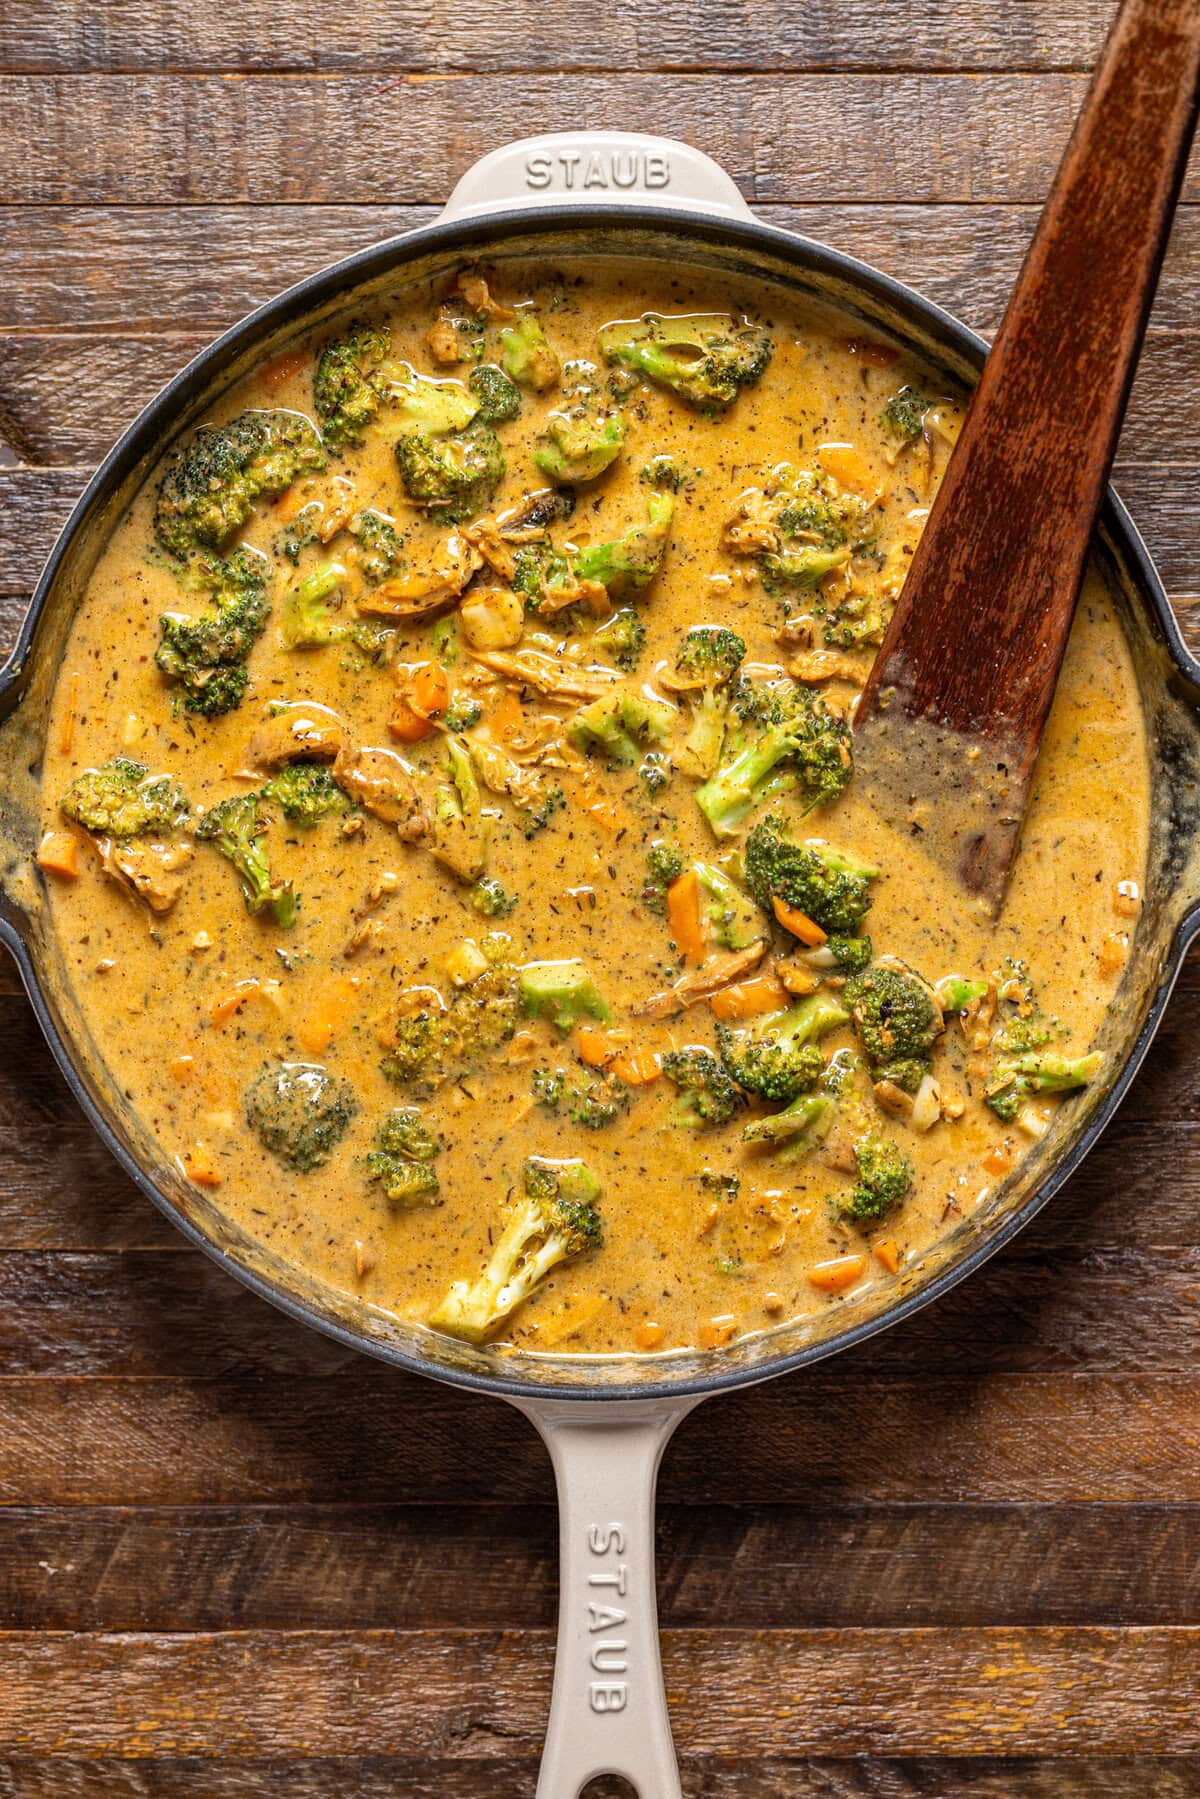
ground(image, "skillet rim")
xmin=3 ymin=200 xmax=1199 ymax=1405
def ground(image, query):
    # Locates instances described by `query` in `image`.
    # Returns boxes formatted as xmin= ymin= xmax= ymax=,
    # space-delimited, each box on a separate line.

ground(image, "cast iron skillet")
xmin=2 ymin=134 xmax=1199 ymax=1796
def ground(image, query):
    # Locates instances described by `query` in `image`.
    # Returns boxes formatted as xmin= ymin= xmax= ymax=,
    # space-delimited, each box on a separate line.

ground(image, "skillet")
xmin=2 ymin=132 xmax=1200 ymax=1796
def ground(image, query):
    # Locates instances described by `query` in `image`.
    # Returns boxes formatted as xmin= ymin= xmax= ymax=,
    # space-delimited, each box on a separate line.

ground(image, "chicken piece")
xmin=456 ymin=268 xmax=515 ymax=321
xmin=722 ymin=487 xmax=781 ymax=556
xmin=97 ymin=837 xmax=193 ymax=914
xmin=245 ymin=703 xmax=349 ymax=769
xmin=426 ymin=316 xmax=465 ymax=366
xmin=634 ymin=941 xmax=768 ymax=1021
xmin=785 ymin=649 xmax=868 ymax=685
xmin=333 ymin=746 xmax=428 ymax=841
xmin=470 ymin=648 xmax=618 ymax=702
xmin=467 ymin=735 xmax=548 ymax=810
xmin=356 ymin=531 xmax=483 ymax=620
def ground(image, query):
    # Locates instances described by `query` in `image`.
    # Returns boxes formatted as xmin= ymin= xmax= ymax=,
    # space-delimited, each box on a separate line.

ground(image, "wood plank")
xmin=3 ymin=1625 xmax=1200 ymax=1757
xmin=3 ymin=1368 xmax=1200 ymax=1506
xmin=2 ymin=1759 xmax=1198 ymax=1799
xmin=2 ymin=1501 xmax=1198 ymax=1631
xmin=0 ymin=74 xmax=1146 ymax=208
xmin=0 ymin=1 xmax=1116 ymax=76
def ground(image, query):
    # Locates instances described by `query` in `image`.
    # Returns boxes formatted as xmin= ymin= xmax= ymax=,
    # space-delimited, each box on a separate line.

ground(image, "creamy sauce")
xmin=36 ymin=257 xmax=1149 ymax=1357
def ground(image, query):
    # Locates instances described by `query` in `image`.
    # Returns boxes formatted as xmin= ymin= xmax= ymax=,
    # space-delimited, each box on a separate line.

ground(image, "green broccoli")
xmin=533 ymin=409 xmax=626 ymax=484
xmin=444 ymin=696 xmax=484 ymax=733
xmin=639 ymin=454 xmax=696 ymax=493
xmin=395 ymin=425 xmax=504 ymax=523
xmin=694 ymin=862 xmax=762 ymax=949
xmin=314 ymin=322 xmax=477 ymax=447
xmin=568 ymin=688 xmax=677 ymax=767
xmin=509 ymin=541 xmax=582 ymax=615
xmin=640 ymin=753 xmax=671 ymax=798
xmin=759 ymin=545 xmax=853 ymax=594
xmin=838 ymin=1132 xmax=913 ymax=1226
xmin=986 ymin=1044 xmax=1103 ymax=1123
xmin=60 ymin=758 xmax=190 ymax=838
xmin=598 ymin=312 xmax=772 ymax=414
xmin=718 ymin=992 xmax=849 ymax=1102
xmin=245 ymin=1061 xmax=356 ymax=1172
xmin=671 ymin=626 xmax=746 ymax=779
xmin=156 ymin=547 xmax=271 ymax=716
xmin=642 ymin=840 xmax=684 ymax=914
xmin=565 ymin=1072 xmax=633 ymax=1131
xmin=278 ymin=560 xmax=353 ymax=648
xmin=575 ymin=492 xmax=674 ymax=598
xmin=741 ymin=1049 xmax=856 ymax=1157
xmin=519 ymin=961 xmax=611 ymax=1035
xmin=531 ymin=1067 xmax=567 ymax=1109
xmin=817 ymin=590 xmax=888 ymax=651
xmin=351 ymin=509 xmax=407 ymax=585
xmin=468 ymin=363 xmax=522 ymax=424
xmin=938 ymin=975 xmax=990 ymax=1015
xmin=154 ymin=411 xmax=325 ymax=558
xmin=363 ymin=1106 xmax=442 ymax=1209
xmin=743 ymin=819 xmax=878 ymax=935
xmin=661 ymin=1046 xmax=744 ymax=1129
xmin=264 ymin=763 xmax=351 ymax=828
xmin=518 ymin=784 xmax=566 ymax=839
xmin=430 ymin=736 xmax=488 ymax=882
xmin=880 ymin=385 xmax=931 ymax=452
xmin=845 ymin=961 xmax=942 ymax=1094
xmin=592 ymin=607 xmax=646 ymax=673
xmin=429 ymin=1155 xmax=602 ymax=1342
xmin=697 ymin=685 xmax=853 ymax=836
xmin=381 ymin=958 xmax=520 ymax=1094
xmin=821 ymin=934 xmax=874 ymax=976
xmin=471 ymin=876 xmax=519 ymax=918
xmin=499 ymin=313 xmax=560 ymax=391
xmin=195 ymin=792 xmax=296 ymax=926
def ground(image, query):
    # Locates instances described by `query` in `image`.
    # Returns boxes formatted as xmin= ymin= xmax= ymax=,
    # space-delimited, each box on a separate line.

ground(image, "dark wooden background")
xmin=3 ymin=3 xmax=1200 ymax=1793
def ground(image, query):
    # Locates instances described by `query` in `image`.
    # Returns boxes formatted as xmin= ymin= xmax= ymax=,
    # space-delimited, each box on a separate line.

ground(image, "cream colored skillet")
xmin=2 ymin=131 xmax=1200 ymax=1795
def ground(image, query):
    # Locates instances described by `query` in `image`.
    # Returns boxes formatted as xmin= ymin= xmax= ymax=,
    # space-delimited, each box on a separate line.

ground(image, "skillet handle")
xmin=512 ymin=1394 xmax=700 ymax=1799
xmin=440 ymin=132 xmax=753 ymax=223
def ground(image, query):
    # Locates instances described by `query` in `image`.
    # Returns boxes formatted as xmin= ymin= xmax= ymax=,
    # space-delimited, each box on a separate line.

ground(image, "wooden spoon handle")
xmin=855 ymin=0 xmax=1200 ymax=888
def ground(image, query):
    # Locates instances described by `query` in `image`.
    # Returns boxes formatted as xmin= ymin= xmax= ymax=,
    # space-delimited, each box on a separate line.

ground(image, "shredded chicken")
xmin=467 ymin=734 xmax=550 ymax=810
xmin=98 ymin=837 xmax=193 ymax=914
xmin=634 ymin=941 xmax=768 ymax=1020
xmin=356 ymin=532 xmax=483 ymax=619
xmin=456 ymin=268 xmax=514 ymax=321
xmin=722 ymin=487 xmax=781 ymax=556
xmin=469 ymin=648 xmax=617 ymax=702
xmin=333 ymin=746 xmax=428 ymax=841
xmin=785 ymin=649 xmax=868 ymax=685
xmin=246 ymin=704 xmax=349 ymax=768
xmin=426 ymin=316 xmax=463 ymax=366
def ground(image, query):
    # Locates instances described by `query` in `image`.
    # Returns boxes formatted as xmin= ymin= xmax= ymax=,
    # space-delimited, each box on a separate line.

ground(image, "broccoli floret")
xmin=363 ymin=1106 xmax=441 ymax=1209
xmin=592 ymin=607 xmax=646 ymax=672
xmin=245 ymin=1060 xmax=356 ymax=1173
xmin=156 ymin=547 xmax=271 ymax=716
xmin=575 ymin=492 xmax=674 ymax=598
xmin=672 ymin=626 xmax=746 ymax=780
xmin=314 ymin=322 xmax=477 ymax=447
xmin=640 ymin=454 xmax=696 ymax=493
xmin=278 ymin=560 xmax=353 ymax=649
xmin=694 ymin=863 xmax=762 ymax=949
xmin=567 ymin=1073 xmax=632 ymax=1131
xmin=838 ymin=1132 xmax=913 ymax=1226
xmin=445 ymin=696 xmax=484 ymax=734
xmin=395 ymin=425 xmax=504 ymax=523
xmin=568 ymin=688 xmax=677 ymax=768
xmin=519 ymin=960 xmax=611 ymax=1035
xmin=499 ymin=314 xmax=560 ymax=391
xmin=155 ymin=411 xmax=324 ymax=559
xmin=661 ymin=1047 xmax=744 ymax=1129
xmin=598 ymin=313 xmax=772 ymax=414
xmin=743 ymin=819 xmax=877 ymax=936
xmin=717 ymin=992 xmax=848 ymax=1102
xmin=60 ymin=758 xmax=190 ymax=838
xmin=938 ymin=975 xmax=990 ymax=1015
xmin=818 ymin=590 xmax=887 ymax=651
xmin=468 ymin=363 xmax=522 ymax=424
xmin=742 ymin=1089 xmax=838 ymax=1152
xmin=846 ymin=961 xmax=941 ymax=1094
xmin=640 ymin=752 xmax=671 ymax=798
xmin=264 ymin=763 xmax=350 ymax=828
xmin=880 ymin=385 xmax=931 ymax=451
xmin=381 ymin=959 xmax=520 ymax=1094
xmin=759 ymin=546 xmax=852 ymax=594
xmin=986 ymin=1051 xmax=1103 ymax=1123
xmin=351 ymin=509 xmax=407 ymax=585
xmin=518 ymin=784 xmax=565 ymax=839
xmin=824 ymin=934 xmax=874 ymax=975
xmin=697 ymin=684 xmax=853 ymax=836
xmin=472 ymin=876 xmax=519 ymax=917
xmin=642 ymin=840 xmax=684 ymax=914
xmin=532 ymin=1067 xmax=566 ymax=1109
xmin=533 ymin=409 xmax=626 ymax=484
xmin=429 ymin=1156 xmax=602 ymax=1343
xmin=195 ymin=792 xmax=296 ymax=926
xmin=510 ymin=542 xmax=582 ymax=615
xmin=430 ymin=736 xmax=488 ymax=882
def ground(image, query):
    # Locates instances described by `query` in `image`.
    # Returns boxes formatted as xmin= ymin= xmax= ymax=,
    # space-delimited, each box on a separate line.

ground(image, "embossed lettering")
xmin=588 ymin=1603 xmax=627 ymax=1631
xmin=591 ymin=1640 xmax=629 ymax=1673
xmin=583 ymin=153 xmax=609 ymax=189
xmin=646 ymin=153 xmax=671 ymax=189
xmin=588 ymin=1566 xmax=628 ymax=1595
xmin=611 ymin=152 xmax=639 ymax=189
xmin=525 ymin=154 xmax=553 ymax=190
xmin=558 ymin=150 xmax=582 ymax=189
xmin=590 ymin=1682 xmax=628 ymax=1713
xmin=588 ymin=1524 xmax=626 ymax=1554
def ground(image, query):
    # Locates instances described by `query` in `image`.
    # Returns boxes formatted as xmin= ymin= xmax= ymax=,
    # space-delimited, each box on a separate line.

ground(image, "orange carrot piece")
xmin=209 ymin=979 xmax=260 ymax=1026
xmin=982 ymin=1143 xmax=1015 ymax=1177
xmin=490 ymin=688 xmax=524 ymax=743
xmin=771 ymin=895 xmax=827 ymax=945
xmin=181 ymin=1143 xmax=222 ymax=1188
xmin=874 ymin=1237 xmax=901 ymax=1274
xmin=609 ymin=1047 xmax=662 ymax=1086
xmin=667 ymin=868 xmax=707 ymax=964
xmin=410 ymin=660 xmax=450 ymax=721
xmin=700 ymin=1314 xmax=739 ymax=1349
xmin=708 ymin=974 xmax=789 ymax=1021
xmin=575 ymin=1024 xmax=613 ymax=1068
xmin=816 ymin=441 xmax=882 ymax=501
xmin=36 ymin=831 xmax=79 ymax=878
xmin=297 ymin=977 xmax=359 ymax=1056
xmin=166 ymin=1055 xmax=196 ymax=1086
xmin=635 ymin=1322 xmax=666 ymax=1351
xmin=807 ymin=1253 xmax=867 ymax=1294
xmin=260 ymin=348 xmax=309 ymax=393
xmin=388 ymin=698 xmax=436 ymax=743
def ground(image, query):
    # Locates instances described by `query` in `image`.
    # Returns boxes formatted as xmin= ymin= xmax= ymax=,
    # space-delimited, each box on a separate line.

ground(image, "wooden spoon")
xmin=852 ymin=0 xmax=1200 ymax=914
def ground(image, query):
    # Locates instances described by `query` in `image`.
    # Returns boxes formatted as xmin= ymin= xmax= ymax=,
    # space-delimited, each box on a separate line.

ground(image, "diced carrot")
xmin=490 ymin=688 xmax=524 ymax=744
xmin=635 ymin=1322 xmax=666 ymax=1351
xmin=772 ymin=895 xmax=827 ymax=946
xmin=982 ymin=1143 xmax=1015 ymax=1177
xmin=700 ymin=1313 xmax=739 ymax=1349
xmin=570 ymin=780 xmax=629 ymax=834
xmin=272 ymin=484 xmax=313 ymax=525
xmin=874 ymin=1237 xmax=902 ymax=1275
xmin=816 ymin=442 xmax=882 ymax=501
xmin=209 ymin=978 xmax=260 ymax=1026
xmin=260 ymin=348 xmax=309 ymax=393
xmin=667 ymin=868 xmax=707 ymax=964
xmin=388 ymin=697 xmax=436 ymax=743
xmin=166 ymin=1055 xmax=196 ymax=1086
xmin=575 ymin=1024 xmax=613 ymax=1068
xmin=36 ymin=831 xmax=79 ymax=878
xmin=1098 ymin=931 xmax=1129 ymax=978
xmin=708 ymin=974 xmax=789 ymax=1021
xmin=609 ymin=1047 xmax=662 ymax=1086
xmin=410 ymin=660 xmax=450 ymax=721
xmin=807 ymin=1253 xmax=867 ymax=1294
xmin=181 ymin=1143 xmax=222 ymax=1188
xmin=844 ymin=336 xmax=898 ymax=367
xmin=297 ymin=977 xmax=359 ymax=1055
xmin=58 ymin=673 xmax=79 ymax=756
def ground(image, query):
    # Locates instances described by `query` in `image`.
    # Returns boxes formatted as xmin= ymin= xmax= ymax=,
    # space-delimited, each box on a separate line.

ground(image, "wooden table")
xmin=3 ymin=3 xmax=1200 ymax=1792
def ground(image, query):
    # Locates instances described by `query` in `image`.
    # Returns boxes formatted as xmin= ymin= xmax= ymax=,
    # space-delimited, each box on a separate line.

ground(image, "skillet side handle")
xmin=512 ymin=1394 xmax=699 ymax=1799
xmin=440 ymin=132 xmax=753 ymax=223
